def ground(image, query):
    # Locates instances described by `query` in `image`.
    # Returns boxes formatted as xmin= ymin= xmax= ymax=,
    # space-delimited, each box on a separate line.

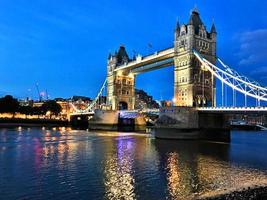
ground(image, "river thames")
xmin=1 ymin=128 xmax=267 ymax=199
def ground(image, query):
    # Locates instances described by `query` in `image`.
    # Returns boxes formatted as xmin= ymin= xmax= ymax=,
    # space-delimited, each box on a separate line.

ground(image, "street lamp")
xmin=172 ymin=97 xmax=177 ymax=106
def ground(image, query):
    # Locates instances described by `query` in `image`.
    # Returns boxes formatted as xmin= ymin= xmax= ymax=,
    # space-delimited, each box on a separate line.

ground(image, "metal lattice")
xmin=193 ymin=50 xmax=267 ymax=104
xmin=70 ymin=79 xmax=107 ymax=114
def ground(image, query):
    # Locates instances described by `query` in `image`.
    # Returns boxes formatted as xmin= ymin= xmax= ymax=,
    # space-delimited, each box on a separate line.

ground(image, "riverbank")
xmin=200 ymin=185 xmax=267 ymax=200
xmin=0 ymin=118 xmax=69 ymax=127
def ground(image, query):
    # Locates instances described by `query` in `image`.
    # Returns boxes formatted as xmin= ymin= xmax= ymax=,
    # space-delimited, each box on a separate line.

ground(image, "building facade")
xmin=107 ymin=46 xmax=135 ymax=110
xmin=135 ymin=89 xmax=159 ymax=110
xmin=174 ymin=8 xmax=217 ymax=107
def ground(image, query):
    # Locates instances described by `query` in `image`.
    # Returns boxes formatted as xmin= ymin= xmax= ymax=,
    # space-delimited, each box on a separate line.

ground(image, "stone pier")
xmin=88 ymin=110 xmax=146 ymax=132
xmin=154 ymin=107 xmax=230 ymax=143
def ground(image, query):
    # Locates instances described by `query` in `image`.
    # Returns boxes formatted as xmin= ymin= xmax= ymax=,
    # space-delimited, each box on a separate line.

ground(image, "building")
xmin=19 ymin=98 xmax=33 ymax=107
xmin=174 ymin=8 xmax=216 ymax=107
xmin=32 ymin=99 xmax=72 ymax=120
xmin=107 ymin=46 xmax=135 ymax=110
xmin=135 ymin=89 xmax=159 ymax=110
xmin=160 ymin=100 xmax=172 ymax=107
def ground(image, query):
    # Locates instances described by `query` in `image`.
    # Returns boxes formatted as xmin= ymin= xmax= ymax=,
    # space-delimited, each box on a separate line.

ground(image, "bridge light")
xmin=129 ymin=73 xmax=134 ymax=78
xmin=201 ymin=64 xmax=209 ymax=71
xmin=117 ymin=70 xmax=122 ymax=76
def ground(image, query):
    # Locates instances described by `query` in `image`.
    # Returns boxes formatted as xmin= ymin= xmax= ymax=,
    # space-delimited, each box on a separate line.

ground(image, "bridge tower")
xmin=107 ymin=46 xmax=135 ymax=110
xmin=174 ymin=8 xmax=217 ymax=107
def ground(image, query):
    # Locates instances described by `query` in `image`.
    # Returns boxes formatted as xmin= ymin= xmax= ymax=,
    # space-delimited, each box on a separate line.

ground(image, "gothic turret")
xmin=188 ymin=8 xmax=203 ymax=35
xmin=175 ymin=20 xmax=180 ymax=39
xmin=210 ymin=22 xmax=217 ymax=40
xmin=115 ymin=45 xmax=129 ymax=65
xmin=211 ymin=22 xmax=216 ymax=33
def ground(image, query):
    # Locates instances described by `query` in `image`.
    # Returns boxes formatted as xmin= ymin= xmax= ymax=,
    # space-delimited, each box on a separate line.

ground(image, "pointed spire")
xmin=188 ymin=6 xmax=202 ymax=26
xmin=189 ymin=15 xmax=194 ymax=25
xmin=116 ymin=45 xmax=129 ymax=64
xmin=192 ymin=4 xmax=199 ymax=14
xmin=211 ymin=20 xmax=216 ymax=33
xmin=175 ymin=18 xmax=180 ymax=32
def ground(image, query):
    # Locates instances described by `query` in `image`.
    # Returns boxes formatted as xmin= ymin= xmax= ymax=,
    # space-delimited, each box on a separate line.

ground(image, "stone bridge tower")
xmin=107 ymin=46 xmax=135 ymax=110
xmin=174 ymin=8 xmax=217 ymax=107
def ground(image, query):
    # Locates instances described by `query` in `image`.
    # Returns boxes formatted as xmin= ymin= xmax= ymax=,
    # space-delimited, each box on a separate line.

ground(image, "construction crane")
xmin=35 ymin=83 xmax=41 ymax=101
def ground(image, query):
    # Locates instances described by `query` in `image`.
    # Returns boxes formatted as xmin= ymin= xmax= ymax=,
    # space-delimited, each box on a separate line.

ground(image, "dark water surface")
xmin=1 ymin=128 xmax=267 ymax=200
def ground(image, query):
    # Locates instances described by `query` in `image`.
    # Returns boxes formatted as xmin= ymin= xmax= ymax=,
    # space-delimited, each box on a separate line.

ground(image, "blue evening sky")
xmin=0 ymin=0 xmax=266 ymax=104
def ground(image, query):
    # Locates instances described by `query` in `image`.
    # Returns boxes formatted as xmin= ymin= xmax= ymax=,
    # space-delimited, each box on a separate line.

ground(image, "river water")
xmin=0 ymin=128 xmax=267 ymax=200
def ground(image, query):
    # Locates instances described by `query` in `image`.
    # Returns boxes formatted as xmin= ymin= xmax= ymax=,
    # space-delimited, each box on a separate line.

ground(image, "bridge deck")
xmin=197 ymin=107 xmax=267 ymax=114
xmin=114 ymin=48 xmax=175 ymax=74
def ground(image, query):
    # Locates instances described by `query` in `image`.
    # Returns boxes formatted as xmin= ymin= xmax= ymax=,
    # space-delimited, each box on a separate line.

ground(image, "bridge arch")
xmin=118 ymin=101 xmax=128 ymax=110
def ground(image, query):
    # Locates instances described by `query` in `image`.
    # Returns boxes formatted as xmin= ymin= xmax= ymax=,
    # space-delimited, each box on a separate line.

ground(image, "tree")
xmin=0 ymin=95 xmax=20 ymax=117
xmin=41 ymin=100 xmax=62 ymax=118
xmin=18 ymin=106 xmax=33 ymax=118
xmin=32 ymin=106 xmax=43 ymax=118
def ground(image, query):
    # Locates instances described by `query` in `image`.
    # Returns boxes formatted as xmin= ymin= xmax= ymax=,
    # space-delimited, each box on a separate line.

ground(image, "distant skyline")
xmin=0 ymin=0 xmax=267 ymax=103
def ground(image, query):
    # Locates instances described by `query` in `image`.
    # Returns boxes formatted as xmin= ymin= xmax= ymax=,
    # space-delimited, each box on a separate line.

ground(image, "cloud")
xmin=249 ymin=66 xmax=267 ymax=83
xmin=250 ymin=66 xmax=267 ymax=75
xmin=238 ymin=29 xmax=267 ymax=65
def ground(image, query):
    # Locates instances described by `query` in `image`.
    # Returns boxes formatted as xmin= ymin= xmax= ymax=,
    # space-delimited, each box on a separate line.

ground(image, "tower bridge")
xmin=71 ymin=8 xmax=267 ymax=115
xmin=107 ymin=8 xmax=216 ymax=110
xmin=72 ymin=8 xmax=267 ymax=139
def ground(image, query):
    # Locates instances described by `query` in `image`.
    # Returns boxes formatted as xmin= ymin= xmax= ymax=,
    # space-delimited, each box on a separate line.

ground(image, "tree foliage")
xmin=0 ymin=95 xmax=62 ymax=117
xmin=41 ymin=100 xmax=62 ymax=116
xmin=0 ymin=95 xmax=20 ymax=115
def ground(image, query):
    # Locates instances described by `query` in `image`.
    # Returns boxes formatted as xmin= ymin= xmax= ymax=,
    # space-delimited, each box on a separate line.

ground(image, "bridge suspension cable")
xmin=70 ymin=79 xmax=107 ymax=114
xmin=193 ymin=50 xmax=267 ymax=104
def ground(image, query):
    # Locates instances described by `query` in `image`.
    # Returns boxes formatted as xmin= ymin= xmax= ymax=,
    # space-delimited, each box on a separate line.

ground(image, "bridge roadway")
xmin=197 ymin=107 xmax=267 ymax=114
xmin=70 ymin=107 xmax=267 ymax=116
xmin=114 ymin=47 xmax=175 ymax=74
xmin=121 ymin=107 xmax=267 ymax=115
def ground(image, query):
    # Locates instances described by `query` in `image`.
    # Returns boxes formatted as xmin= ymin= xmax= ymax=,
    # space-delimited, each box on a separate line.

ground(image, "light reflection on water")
xmin=0 ymin=128 xmax=267 ymax=200
xmin=104 ymin=137 xmax=135 ymax=200
xmin=165 ymin=151 xmax=267 ymax=199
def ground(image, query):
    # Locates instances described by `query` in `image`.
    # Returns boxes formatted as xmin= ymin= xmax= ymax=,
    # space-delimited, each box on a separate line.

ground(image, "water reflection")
xmin=155 ymin=140 xmax=267 ymax=199
xmin=166 ymin=152 xmax=183 ymax=199
xmin=1 ymin=129 xmax=267 ymax=199
xmin=104 ymin=137 xmax=136 ymax=200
